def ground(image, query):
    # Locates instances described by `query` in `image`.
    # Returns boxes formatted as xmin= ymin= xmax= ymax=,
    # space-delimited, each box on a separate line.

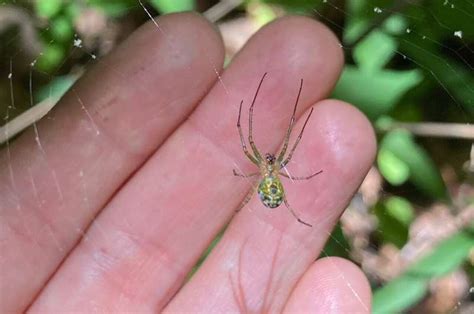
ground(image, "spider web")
xmin=0 ymin=0 xmax=472 ymax=312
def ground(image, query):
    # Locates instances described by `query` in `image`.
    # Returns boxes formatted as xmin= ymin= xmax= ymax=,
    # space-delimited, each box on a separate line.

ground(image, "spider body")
xmin=257 ymin=153 xmax=284 ymax=208
xmin=233 ymin=73 xmax=322 ymax=227
xmin=258 ymin=175 xmax=284 ymax=208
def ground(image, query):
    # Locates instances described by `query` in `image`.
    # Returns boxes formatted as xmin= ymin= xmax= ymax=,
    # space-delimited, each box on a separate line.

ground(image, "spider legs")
xmin=280 ymin=107 xmax=314 ymax=168
xmin=237 ymin=75 xmax=314 ymax=169
xmin=247 ymin=72 xmax=268 ymax=161
xmin=277 ymin=78 xmax=303 ymax=162
xmin=235 ymin=183 xmax=259 ymax=213
xmin=235 ymin=183 xmax=313 ymax=228
xmin=237 ymin=100 xmax=259 ymax=164
xmin=279 ymin=169 xmax=323 ymax=180
xmin=233 ymin=169 xmax=259 ymax=178
xmin=283 ymin=195 xmax=312 ymax=227
xmin=275 ymin=78 xmax=314 ymax=169
xmin=237 ymin=72 xmax=270 ymax=165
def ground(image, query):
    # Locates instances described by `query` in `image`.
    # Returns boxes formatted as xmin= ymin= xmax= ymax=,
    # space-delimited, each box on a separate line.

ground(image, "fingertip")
xmin=315 ymin=99 xmax=377 ymax=167
xmin=284 ymin=257 xmax=372 ymax=313
xmin=259 ymin=98 xmax=376 ymax=242
xmin=318 ymin=99 xmax=377 ymax=150
xmin=269 ymin=15 xmax=345 ymax=78
xmin=285 ymin=99 xmax=376 ymax=207
xmin=229 ymin=14 xmax=345 ymax=103
xmin=69 ymin=11 xmax=226 ymax=155
xmin=139 ymin=12 xmax=225 ymax=72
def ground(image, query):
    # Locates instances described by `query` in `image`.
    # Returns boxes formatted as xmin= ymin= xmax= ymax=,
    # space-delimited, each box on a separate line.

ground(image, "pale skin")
xmin=0 ymin=13 xmax=376 ymax=313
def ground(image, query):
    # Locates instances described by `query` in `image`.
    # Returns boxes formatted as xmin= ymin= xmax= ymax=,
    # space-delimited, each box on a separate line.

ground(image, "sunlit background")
xmin=1 ymin=0 xmax=473 ymax=313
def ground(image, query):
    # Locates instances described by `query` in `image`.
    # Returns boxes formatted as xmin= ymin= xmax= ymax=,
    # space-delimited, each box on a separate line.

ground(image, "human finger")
xmin=284 ymin=257 xmax=372 ymax=313
xmin=0 ymin=12 xmax=223 ymax=313
xmin=167 ymin=100 xmax=375 ymax=312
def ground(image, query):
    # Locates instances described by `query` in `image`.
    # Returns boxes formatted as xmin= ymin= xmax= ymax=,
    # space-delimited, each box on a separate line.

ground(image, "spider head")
xmin=265 ymin=153 xmax=276 ymax=165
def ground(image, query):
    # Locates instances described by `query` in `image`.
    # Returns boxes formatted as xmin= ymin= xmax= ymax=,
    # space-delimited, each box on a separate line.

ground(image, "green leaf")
xmin=35 ymin=0 xmax=63 ymax=19
xmin=408 ymin=231 xmax=474 ymax=277
xmin=50 ymin=16 xmax=74 ymax=42
xmin=343 ymin=0 xmax=369 ymax=43
xmin=402 ymin=43 xmax=474 ymax=114
xmin=251 ymin=2 xmax=278 ymax=26
xmin=264 ymin=0 xmax=322 ymax=14
xmin=346 ymin=0 xmax=366 ymax=14
xmin=36 ymin=44 xmax=65 ymax=72
xmin=373 ymin=275 xmax=428 ymax=314
xmin=373 ymin=201 xmax=409 ymax=248
xmin=380 ymin=130 xmax=448 ymax=199
xmin=377 ymin=147 xmax=410 ymax=185
xmin=373 ymin=196 xmax=414 ymax=248
xmin=354 ymin=31 xmax=397 ymax=72
xmin=427 ymin=1 xmax=474 ymax=40
xmin=149 ymin=0 xmax=194 ymax=14
xmin=87 ymin=0 xmax=136 ymax=17
xmin=396 ymin=2 xmax=474 ymax=114
xmin=344 ymin=19 xmax=370 ymax=44
xmin=332 ymin=67 xmax=423 ymax=120
xmin=384 ymin=196 xmax=414 ymax=226
xmin=65 ymin=2 xmax=81 ymax=20
xmin=383 ymin=14 xmax=408 ymax=35
xmin=335 ymin=22 xmax=423 ymax=120
xmin=373 ymin=230 xmax=474 ymax=313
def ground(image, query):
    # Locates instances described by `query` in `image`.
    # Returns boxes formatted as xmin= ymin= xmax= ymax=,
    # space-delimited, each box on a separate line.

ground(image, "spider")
xmin=233 ymin=72 xmax=322 ymax=227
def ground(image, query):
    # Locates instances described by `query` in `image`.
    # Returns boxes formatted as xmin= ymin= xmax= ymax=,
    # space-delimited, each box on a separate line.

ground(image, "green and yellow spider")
xmin=233 ymin=73 xmax=322 ymax=227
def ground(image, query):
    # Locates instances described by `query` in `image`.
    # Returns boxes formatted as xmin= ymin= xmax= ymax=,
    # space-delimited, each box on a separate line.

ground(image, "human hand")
xmin=1 ymin=13 xmax=375 ymax=313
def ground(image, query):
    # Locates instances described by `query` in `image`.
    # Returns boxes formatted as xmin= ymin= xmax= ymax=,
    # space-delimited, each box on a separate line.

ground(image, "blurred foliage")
xmin=320 ymin=223 xmax=350 ymax=259
xmin=1 ymin=0 xmax=472 ymax=312
xmin=373 ymin=196 xmax=414 ymax=248
xmin=34 ymin=0 xmax=63 ymax=18
xmin=85 ymin=0 xmax=136 ymax=17
xmin=263 ymin=0 xmax=324 ymax=13
xmin=379 ymin=129 xmax=448 ymax=200
xmin=150 ymin=0 xmax=195 ymax=13
xmin=333 ymin=18 xmax=424 ymax=120
xmin=373 ymin=230 xmax=474 ymax=313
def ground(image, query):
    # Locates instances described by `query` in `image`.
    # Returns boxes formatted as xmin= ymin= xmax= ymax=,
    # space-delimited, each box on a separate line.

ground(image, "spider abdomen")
xmin=258 ymin=176 xmax=284 ymax=208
